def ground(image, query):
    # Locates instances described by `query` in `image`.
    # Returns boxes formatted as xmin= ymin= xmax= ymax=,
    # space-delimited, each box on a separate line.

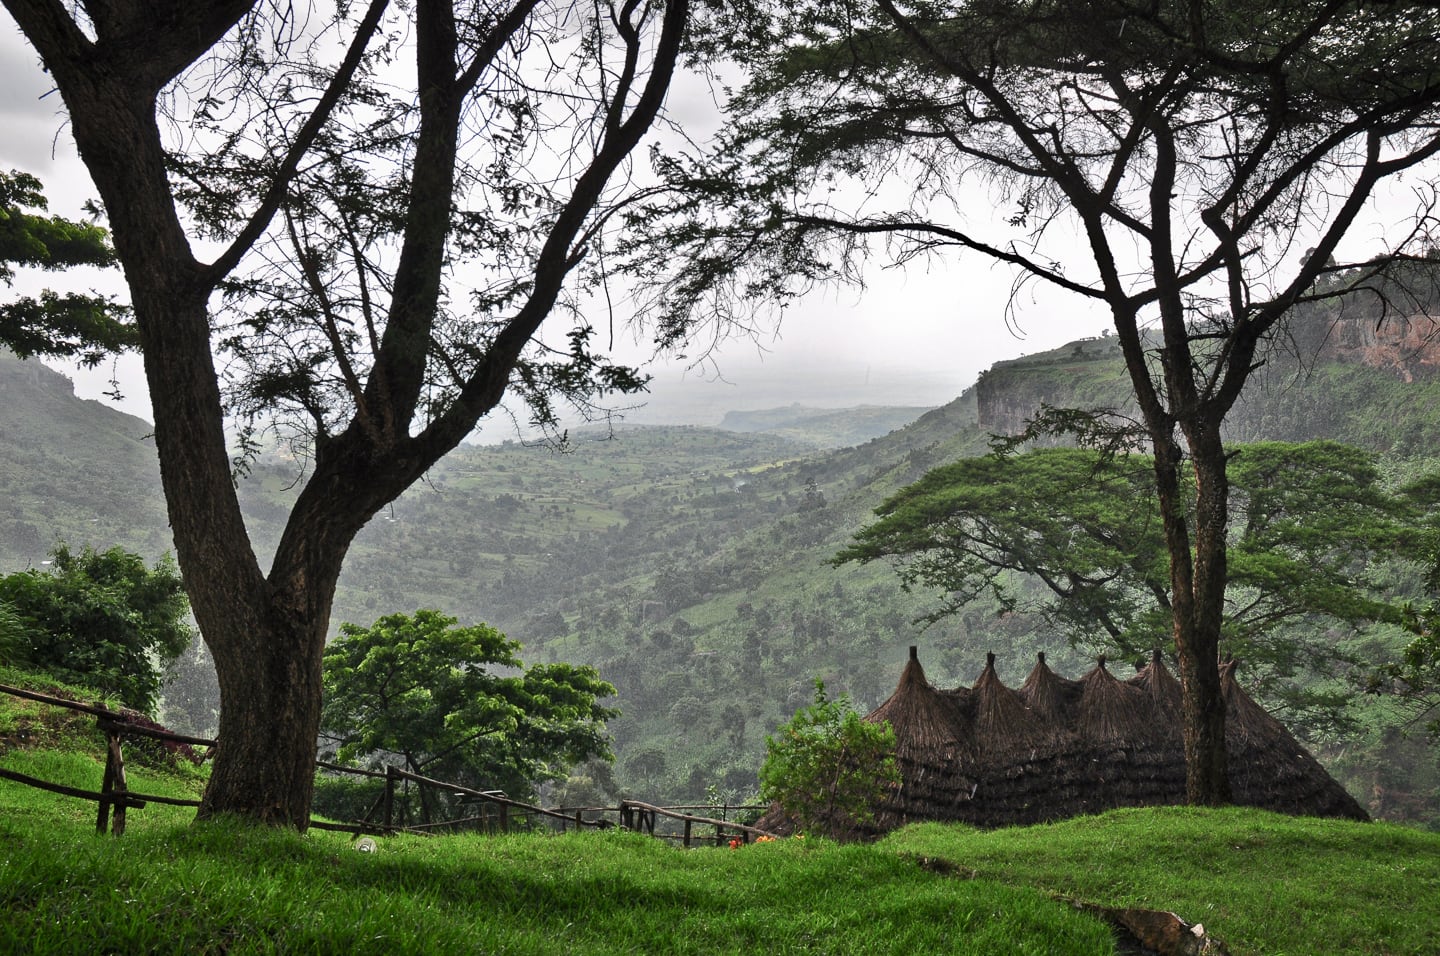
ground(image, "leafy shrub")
xmin=760 ymin=679 xmax=898 ymax=838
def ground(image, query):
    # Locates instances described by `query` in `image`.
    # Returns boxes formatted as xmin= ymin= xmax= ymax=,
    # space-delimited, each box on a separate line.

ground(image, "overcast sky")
xmin=1 ymin=13 xmax=1112 ymax=426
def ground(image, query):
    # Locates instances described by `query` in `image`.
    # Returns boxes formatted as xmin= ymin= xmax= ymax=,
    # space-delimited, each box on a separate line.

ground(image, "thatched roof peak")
xmin=769 ymin=647 xmax=1369 ymax=839
xmin=973 ymin=651 xmax=1004 ymax=690
xmin=1079 ymin=655 xmax=1153 ymax=743
xmin=972 ymin=649 xmax=1044 ymax=745
xmin=1018 ymin=651 xmax=1081 ymax=723
xmin=894 ymin=644 xmax=928 ymax=690
xmin=1131 ymin=648 xmax=1183 ymax=721
xmin=871 ymin=646 xmax=972 ymax=765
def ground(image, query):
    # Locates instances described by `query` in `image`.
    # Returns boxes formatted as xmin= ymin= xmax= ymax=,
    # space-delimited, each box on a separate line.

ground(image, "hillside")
xmin=0 ymin=353 xmax=169 ymax=569
xmin=4 ymin=313 xmax=1440 ymax=816
xmin=718 ymin=403 xmax=938 ymax=447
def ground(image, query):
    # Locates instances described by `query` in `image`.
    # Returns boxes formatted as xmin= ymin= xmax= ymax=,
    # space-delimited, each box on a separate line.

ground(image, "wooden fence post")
xmin=95 ymin=732 xmax=116 ymax=836
xmin=384 ymin=766 xmax=396 ymax=830
xmin=95 ymin=723 xmax=128 ymax=836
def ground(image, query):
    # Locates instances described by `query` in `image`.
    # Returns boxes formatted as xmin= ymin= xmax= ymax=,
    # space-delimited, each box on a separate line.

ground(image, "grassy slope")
xmin=3 ymin=669 xmax=1438 ymax=955
xmin=2 ymin=764 xmax=1437 ymax=954
xmin=0 ymin=757 xmax=1109 ymax=955
xmin=885 ymin=809 xmax=1440 ymax=956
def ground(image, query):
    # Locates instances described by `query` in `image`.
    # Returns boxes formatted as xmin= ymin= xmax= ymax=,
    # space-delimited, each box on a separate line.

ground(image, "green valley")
xmin=4 ymin=321 xmax=1440 ymax=824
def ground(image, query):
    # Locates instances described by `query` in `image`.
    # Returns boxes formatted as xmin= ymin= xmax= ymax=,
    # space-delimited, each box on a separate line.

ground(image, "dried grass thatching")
xmin=763 ymin=647 xmax=1366 ymax=838
xmin=1219 ymin=661 xmax=1367 ymax=821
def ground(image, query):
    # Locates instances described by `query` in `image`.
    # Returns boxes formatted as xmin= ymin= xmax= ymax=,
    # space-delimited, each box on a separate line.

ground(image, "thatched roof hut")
xmin=760 ymin=647 xmax=1365 ymax=838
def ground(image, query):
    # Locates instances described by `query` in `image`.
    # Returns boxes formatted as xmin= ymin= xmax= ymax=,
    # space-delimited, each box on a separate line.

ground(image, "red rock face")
xmin=1310 ymin=311 xmax=1440 ymax=382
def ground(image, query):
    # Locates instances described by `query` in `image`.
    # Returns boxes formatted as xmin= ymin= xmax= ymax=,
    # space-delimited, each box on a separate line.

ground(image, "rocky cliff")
xmin=976 ymin=301 xmax=1440 ymax=445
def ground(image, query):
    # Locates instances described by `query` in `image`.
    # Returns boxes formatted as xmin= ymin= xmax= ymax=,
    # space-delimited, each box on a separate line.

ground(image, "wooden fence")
xmin=0 ymin=683 xmax=772 ymax=846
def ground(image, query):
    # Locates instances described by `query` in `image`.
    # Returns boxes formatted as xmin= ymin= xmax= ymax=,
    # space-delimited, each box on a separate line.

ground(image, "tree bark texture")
xmin=1114 ymin=293 xmax=1233 ymax=806
xmin=1164 ymin=425 xmax=1234 ymax=806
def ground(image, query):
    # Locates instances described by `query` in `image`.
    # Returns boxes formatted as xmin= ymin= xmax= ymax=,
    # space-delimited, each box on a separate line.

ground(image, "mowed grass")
xmin=884 ymin=807 xmax=1440 ymax=956
xmin=3 ymin=741 xmax=1438 ymax=954
xmin=0 ymin=778 xmax=1110 ymax=955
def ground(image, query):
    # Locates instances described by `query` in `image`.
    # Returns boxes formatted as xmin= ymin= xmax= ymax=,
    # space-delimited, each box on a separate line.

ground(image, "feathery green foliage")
xmin=0 ymin=170 xmax=134 ymax=366
xmin=837 ymin=441 xmax=1420 ymax=729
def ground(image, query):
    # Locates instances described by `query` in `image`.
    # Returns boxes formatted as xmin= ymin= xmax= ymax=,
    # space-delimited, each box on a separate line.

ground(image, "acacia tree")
xmin=836 ymin=441 xmax=1416 ymax=728
xmin=632 ymin=0 xmax=1440 ymax=803
xmin=2 ymin=0 xmax=690 ymax=826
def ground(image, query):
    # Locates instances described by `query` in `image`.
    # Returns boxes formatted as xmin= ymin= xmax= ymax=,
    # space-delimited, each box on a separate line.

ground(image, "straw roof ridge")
xmin=840 ymin=648 xmax=1369 ymax=836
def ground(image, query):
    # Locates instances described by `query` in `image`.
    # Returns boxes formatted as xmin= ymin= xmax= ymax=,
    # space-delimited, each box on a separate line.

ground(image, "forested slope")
xmin=0 ymin=353 xmax=168 ymax=569
xmin=3 ymin=332 xmax=1439 ymax=820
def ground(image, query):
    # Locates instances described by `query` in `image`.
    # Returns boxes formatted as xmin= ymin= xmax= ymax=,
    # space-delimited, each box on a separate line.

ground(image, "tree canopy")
xmin=0 ymin=169 xmax=135 ymax=366
xmin=320 ymin=609 xmax=617 ymax=803
xmin=0 ymin=544 xmax=194 ymax=712
xmin=1 ymin=0 xmax=696 ymax=825
xmin=837 ymin=441 xmax=1417 ymax=728
xmin=628 ymin=0 xmax=1440 ymax=803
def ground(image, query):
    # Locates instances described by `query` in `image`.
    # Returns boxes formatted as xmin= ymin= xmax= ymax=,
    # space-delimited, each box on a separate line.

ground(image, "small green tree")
xmin=0 ymin=545 xmax=194 ymax=713
xmin=320 ymin=610 xmax=618 ymax=803
xmin=760 ymin=679 xmax=899 ymax=838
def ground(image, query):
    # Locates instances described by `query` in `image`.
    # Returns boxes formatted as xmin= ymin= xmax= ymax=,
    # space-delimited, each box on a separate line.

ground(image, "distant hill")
xmin=717 ymin=404 xmax=939 ymax=448
xmin=0 ymin=351 xmax=170 ymax=569
xmin=976 ymin=301 xmax=1440 ymax=450
xmin=6 ymin=300 xmax=1440 ymax=816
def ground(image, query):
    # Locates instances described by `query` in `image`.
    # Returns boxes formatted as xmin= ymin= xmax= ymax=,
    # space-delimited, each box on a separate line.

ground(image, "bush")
xmin=759 ymin=679 xmax=898 ymax=838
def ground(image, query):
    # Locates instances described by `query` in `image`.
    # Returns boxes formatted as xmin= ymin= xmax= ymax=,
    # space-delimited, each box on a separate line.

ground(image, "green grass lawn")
xmin=0 ymin=786 xmax=1112 ymax=954
xmin=884 ymin=809 xmax=1440 ymax=956
xmin=2 ymin=681 xmax=1437 ymax=956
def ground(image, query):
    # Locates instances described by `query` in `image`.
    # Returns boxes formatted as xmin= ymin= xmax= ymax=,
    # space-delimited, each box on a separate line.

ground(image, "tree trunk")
xmin=199 ymin=612 xmax=327 ymax=825
xmin=1174 ymin=423 xmax=1233 ymax=805
xmin=1149 ymin=426 xmax=1232 ymax=805
xmin=31 ymin=53 xmax=333 ymax=828
xmin=1116 ymin=280 xmax=1233 ymax=806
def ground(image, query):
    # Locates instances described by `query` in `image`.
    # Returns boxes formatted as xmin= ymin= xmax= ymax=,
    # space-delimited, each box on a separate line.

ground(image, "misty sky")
xmin=1 ymin=12 xmax=1113 ymax=427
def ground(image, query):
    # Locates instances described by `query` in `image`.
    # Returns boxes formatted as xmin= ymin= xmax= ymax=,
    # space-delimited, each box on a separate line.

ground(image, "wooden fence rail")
xmin=0 ymin=683 xmax=773 ymax=844
xmin=617 ymin=800 xmax=775 ymax=848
